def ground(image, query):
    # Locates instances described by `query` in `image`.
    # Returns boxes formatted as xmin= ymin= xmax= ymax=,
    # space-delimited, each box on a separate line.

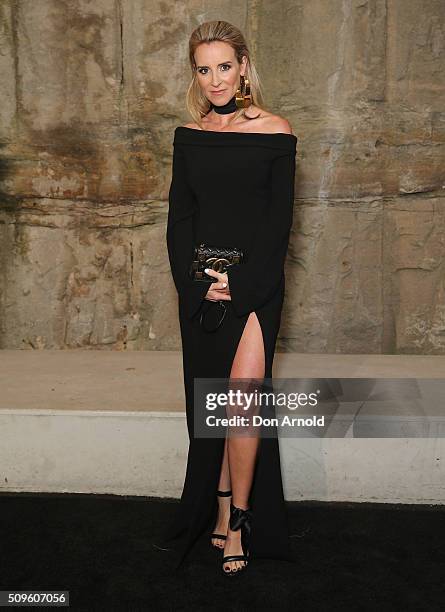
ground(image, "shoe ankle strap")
xmin=216 ymin=490 xmax=232 ymax=497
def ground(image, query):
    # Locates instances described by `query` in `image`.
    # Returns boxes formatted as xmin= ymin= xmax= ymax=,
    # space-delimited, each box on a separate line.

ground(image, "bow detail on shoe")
xmin=229 ymin=503 xmax=252 ymax=537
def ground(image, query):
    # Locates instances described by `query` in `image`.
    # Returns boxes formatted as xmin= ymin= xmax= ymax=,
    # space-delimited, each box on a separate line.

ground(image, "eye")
xmin=197 ymin=65 xmax=231 ymax=75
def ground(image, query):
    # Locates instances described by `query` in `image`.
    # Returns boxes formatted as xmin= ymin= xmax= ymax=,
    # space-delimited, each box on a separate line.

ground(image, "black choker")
xmin=210 ymin=94 xmax=237 ymax=115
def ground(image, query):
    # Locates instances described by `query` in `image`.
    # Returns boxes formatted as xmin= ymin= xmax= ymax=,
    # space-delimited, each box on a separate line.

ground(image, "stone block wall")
xmin=0 ymin=1 xmax=444 ymax=352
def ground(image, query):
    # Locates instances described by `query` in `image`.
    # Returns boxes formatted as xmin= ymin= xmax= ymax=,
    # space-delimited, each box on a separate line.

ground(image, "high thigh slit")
xmin=230 ymin=311 xmax=265 ymax=378
xmin=162 ymin=126 xmax=298 ymax=568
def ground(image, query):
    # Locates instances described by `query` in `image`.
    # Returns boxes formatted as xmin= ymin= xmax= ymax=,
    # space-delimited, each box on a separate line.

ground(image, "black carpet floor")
xmin=0 ymin=493 xmax=443 ymax=611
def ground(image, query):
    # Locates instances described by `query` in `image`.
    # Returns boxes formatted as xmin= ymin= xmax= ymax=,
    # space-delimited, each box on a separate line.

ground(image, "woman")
xmin=163 ymin=20 xmax=297 ymax=576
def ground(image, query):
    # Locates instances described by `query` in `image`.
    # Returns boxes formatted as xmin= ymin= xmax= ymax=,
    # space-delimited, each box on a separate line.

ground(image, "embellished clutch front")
xmin=189 ymin=242 xmax=244 ymax=282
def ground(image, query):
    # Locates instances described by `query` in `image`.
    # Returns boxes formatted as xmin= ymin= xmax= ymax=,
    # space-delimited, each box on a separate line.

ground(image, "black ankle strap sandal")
xmin=210 ymin=490 xmax=232 ymax=547
xmin=222 ymin=503 xmax=252 ymax=576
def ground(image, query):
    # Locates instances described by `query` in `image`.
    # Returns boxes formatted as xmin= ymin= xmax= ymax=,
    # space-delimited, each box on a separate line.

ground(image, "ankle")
xmin=217 ymin=496 xmax=231 ymax=509
xmin=231 ymin=499 xmax=249 ymax=511
xmin=226 ymin=526 xmax=241 ymax=538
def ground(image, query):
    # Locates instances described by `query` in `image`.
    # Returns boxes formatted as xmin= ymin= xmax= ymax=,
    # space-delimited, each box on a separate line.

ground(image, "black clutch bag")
xmin=189 ymin=242 xmax=244 ymax=282
xmin=189 ymin=242 xmax=245 ymax=333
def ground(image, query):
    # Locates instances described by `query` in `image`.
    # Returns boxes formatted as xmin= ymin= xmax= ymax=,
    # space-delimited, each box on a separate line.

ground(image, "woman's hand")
xmin=204 ymin=268 xmax=232 ymax=302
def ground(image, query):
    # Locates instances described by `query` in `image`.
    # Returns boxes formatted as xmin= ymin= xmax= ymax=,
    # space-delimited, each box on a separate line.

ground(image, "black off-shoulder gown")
xmin=163 ymin=126 xmax=297 ymax=568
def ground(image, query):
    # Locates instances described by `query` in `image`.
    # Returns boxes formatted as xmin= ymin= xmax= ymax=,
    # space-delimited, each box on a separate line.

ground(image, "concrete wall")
xmin=1 ymin=408 xmax=444 ymax=504
xmin=1 ymin=347 xmax=444 ymax=502
xmin=0 ymin=1 xmax=444 ymax=353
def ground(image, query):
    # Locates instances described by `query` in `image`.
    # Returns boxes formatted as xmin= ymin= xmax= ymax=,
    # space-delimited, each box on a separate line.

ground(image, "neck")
xmin=210 ymin=94 xmax=237 ymax=115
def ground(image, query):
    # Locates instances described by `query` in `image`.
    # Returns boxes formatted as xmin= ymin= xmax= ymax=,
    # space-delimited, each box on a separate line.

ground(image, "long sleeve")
xmin=226 ymin=150 xmax=296 ymax=317
xmin=166 ymin=143 xmax=210 ymax=319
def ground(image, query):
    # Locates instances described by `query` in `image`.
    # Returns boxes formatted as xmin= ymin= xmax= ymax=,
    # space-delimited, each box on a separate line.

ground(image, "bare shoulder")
xmin=263 ymin=113 xmax=293 ymax=135
xmin=181 ymin=122 xmax=202 ymax=131
xmin=245 ymin=107 xmax=293 ymax=135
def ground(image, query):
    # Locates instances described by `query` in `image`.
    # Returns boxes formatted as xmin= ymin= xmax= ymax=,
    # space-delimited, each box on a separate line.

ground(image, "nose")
xmin=211 ymin=73 xmax=222 ymax=87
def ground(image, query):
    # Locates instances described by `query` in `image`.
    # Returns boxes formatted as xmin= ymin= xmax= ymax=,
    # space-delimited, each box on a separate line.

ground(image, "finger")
xmin=204 ymin=268 xmax=220 ymax=279
xmin=205 ymin=268 xmax=227 ymax=283
xmin=207 ymin=291 xmax=232 ymax=300
xmin=206 ymin=292 xmax=231 ymax=301
xmin=205 ymin=276 xmax=227 ymax=290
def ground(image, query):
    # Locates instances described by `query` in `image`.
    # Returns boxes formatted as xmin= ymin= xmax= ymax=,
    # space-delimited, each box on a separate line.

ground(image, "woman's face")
xmin=194 ymin=41 xmax=246 ymax=106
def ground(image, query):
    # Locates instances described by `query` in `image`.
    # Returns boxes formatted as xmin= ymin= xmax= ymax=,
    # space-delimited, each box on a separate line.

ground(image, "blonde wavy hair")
xmin=185 ymin=20 xmax=267 ymax=127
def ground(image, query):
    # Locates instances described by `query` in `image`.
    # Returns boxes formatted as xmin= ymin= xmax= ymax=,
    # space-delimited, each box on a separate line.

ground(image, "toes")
xmin=212 ymin=537 xmax=225 ymax=548
xmin=223 ymin=561 xmax=236 ymax=574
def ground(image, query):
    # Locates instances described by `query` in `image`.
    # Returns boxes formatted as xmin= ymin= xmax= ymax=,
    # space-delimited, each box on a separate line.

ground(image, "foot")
xmin=222 ymin=527 xmax=248 ymax=573
xmin=211 ymin=492 xmax=231 ymax=549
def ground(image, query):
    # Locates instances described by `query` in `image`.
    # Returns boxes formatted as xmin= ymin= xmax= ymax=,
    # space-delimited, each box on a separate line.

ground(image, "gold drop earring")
xmin=235 ymin=75 xmax=251 ymax=109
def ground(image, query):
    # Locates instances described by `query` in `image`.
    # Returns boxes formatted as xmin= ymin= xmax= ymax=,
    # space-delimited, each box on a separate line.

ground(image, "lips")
xmin=211 ymin=90 xmax=226 ymax=94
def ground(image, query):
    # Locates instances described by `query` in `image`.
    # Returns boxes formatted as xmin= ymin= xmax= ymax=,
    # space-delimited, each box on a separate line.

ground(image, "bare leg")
xmin=223 ymin=311 xmax=265 ymax=573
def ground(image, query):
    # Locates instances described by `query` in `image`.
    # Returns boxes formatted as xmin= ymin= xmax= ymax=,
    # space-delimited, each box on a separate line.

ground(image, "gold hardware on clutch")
xmin=190 ymin=242 xmax=245 ymax=282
